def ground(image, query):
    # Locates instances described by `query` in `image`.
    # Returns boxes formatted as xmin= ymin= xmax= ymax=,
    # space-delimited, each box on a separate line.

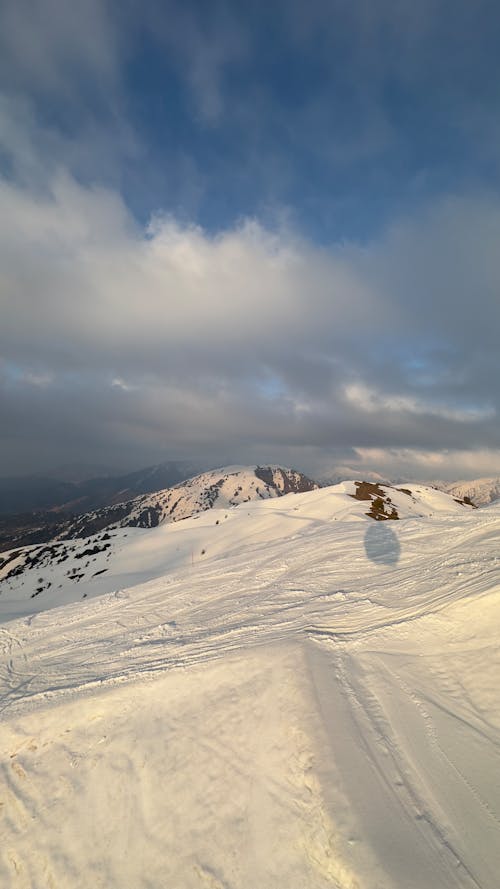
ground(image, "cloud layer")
xmin=1 ymin=1 xmax=500 ymax=478
xmin=1 ymin=171 xmax=499 ymax=477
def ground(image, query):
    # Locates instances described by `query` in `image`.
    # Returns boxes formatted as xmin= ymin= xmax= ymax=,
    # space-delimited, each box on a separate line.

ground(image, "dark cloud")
xmin=0 ymin=172 xmax=499 ymax=478
xmin=1 ymin=2 xmax=500 ymax=479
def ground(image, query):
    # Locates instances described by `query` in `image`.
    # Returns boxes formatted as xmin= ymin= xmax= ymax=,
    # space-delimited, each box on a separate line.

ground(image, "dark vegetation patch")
xmin=67 ymin=567 xmax=85 ymax=581
xmin=127 ymin=505 xmax=162 ymax=528
xmin=0 ymin=513 xmax=70 ymax=553
xmin=26 ymin=545 xmax=60 ymax=568
xmin=74 ymin=543 xmax=111 ymax=559
xmin=30 ymin=577 xmax=52 ymax=597
xmin=0 ymin=550 xmax=21 ymax=571
xmin=0 ymin=530 xmax=117 ymax=593
xmin=198 ymin=481 xmax=225 ymax=511
xmin=3 ymin=560 xmax=28 ymax=581
xmin=0 ymin=498 xmax=133 ymax=553
xmin=2 ymin=543 xmax=68 ymax=584
xmin=61 ymin=503 xmax=132 ymax=538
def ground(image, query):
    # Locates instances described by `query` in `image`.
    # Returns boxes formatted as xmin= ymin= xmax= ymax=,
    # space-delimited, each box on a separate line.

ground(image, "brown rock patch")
xmin=350 ymin=481 xmax=400 ymax=521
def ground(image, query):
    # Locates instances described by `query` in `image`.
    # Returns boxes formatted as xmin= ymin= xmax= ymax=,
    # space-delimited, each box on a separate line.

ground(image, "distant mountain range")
xmin=0 ymin=465 xmax=317 ymax=552
xmin=1 ymin=457 xmax=499 ymax=554
xmin=0 ymin=460 xmax=205 ymax=517
xmin=440 ymin=477 xmax=500 ymax=507
xmin=3 ymin=458 xmax=500 ymax=518
xmin=0 ymin=465 xmax=320 ymax=617
xmin=0 ymin=469 xmax=474 ymax=623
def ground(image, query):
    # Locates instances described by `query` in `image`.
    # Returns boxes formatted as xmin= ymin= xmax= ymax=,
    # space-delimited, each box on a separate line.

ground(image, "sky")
xmin=1 ymin=0 xmax=500 ymax=482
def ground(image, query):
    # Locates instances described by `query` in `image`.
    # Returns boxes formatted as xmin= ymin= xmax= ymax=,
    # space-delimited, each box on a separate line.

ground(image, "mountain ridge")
xmin=0 ymin=473 xmax=474 ymax=624
xmin=441 ymin=476 xmax=500 ymax=507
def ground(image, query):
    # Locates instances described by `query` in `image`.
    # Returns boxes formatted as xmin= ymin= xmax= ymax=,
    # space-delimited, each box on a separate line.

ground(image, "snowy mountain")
xmin=0 ymin=465 xmax=318 ymax=619
xmin=1 ymin=477 xmax=498 ymax=888
xmin=443 ymin=476 xmax=500 ymax=507
xmin=58 ymin=464 xmax=319 ymax=538
xmin=0 ymin=477 xmax=472 ymax=624
xmin=0 ymin=464 xmax=317 ymax=552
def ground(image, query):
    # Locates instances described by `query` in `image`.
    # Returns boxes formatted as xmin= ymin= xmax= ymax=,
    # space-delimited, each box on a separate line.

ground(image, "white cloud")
xmin=22 ymin=371 xmax=54 ymax=388
xmin=354 ymin=447 xmax=500 ymax=482
xmin=1 ymin=170 xmax=500 ymax=477
xmin=344 ymin=383 xmax=495 ymax=423
xmin=0 ymin=173 xmax=378 ymax=374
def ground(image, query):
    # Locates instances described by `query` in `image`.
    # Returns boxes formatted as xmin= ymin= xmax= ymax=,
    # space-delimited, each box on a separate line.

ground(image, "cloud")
xmin=150 ymin=2 xmax=249 ymax=123
xmin=0 ymin=173 xmax=374 ymax=376
xmin=0 ymin=0 xmax=145 ymax=208
xmin=353 ymin=447 xmax=500 ymax=483
xmin=0 ymin=169 xmax=499 ymax=476
xmin=344 ymin=383 xmax=495 ymax=423
xmin=2 ymin=0 xmax=500 ymax=245
xmin=0 ymin=0 xmax=121 ymax=97
xmin=1 ymin=2 xmax=499 ymax=478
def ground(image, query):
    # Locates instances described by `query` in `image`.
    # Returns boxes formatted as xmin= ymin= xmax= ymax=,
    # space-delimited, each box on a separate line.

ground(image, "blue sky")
xmin=118 ymin=0 xmax=500 ymax=241
xmin=1 ymin=0 xmax=500 ymax=479
xmin=4 ymin=0 xmax=500 ymax=238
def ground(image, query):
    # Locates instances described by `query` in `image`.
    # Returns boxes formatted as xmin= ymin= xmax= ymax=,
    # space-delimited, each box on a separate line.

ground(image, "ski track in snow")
xmin=1 ymin=486 xmax=500 ymax=887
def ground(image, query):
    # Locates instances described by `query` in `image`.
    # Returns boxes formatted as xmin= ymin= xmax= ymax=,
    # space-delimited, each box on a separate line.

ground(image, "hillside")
xmin=58 ymin=464 xmax=319 ymax=537
xmin=0 ymin=476 xmax=472 ymax=628
xmin=444 ymin=476 xmax=500 ymax=507
xmin=0 ymin=480 xmax=498 ymax=888
xmin=0 ymin=465 xmax=319 ymax=619
xmin=0 ymin=464 xmax=317 ymax=553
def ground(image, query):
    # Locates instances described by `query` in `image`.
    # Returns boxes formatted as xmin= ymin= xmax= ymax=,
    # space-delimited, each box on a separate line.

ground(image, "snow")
xmin=53 ymin=464 xmax=319 ymax=539
xmin=1 ymin=481 xmax=499 ymax=887
xmin=0 ymin=479 xmax=472 ymax=622
xmin=444 ymin=476 xmax=500 ymax=507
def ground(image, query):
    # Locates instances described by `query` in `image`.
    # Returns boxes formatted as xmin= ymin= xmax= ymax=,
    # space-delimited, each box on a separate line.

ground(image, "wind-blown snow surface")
xmin=1 ymin=483 xmax=500 ymax=888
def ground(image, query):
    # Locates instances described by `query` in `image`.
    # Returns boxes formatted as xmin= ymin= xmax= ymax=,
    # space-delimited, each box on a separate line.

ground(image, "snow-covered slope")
xmin=55 ymin=464 xmax=318 ymax=537
xmin=0 ymin=480 xmax=472 ymax=623
xmin=443 ymin=476 xmax=500 ymax=507
xmin=0 ymin=464 xmax=318 ymax=553
xmin=1 ymin=482 xmax=498 ymax=888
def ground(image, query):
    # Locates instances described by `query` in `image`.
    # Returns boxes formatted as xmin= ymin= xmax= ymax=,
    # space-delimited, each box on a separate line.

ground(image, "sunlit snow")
xmin=1 ymin=479 xmax=499 ymax=888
